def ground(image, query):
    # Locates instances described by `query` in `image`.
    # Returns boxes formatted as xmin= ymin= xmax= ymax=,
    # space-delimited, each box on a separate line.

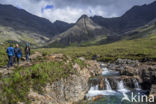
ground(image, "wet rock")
xmin=115 ymin=58 xmax=140 ymax=67
xmin=89 ymin=78 xmax=100 ymax=88
xmin=120 ymin=76 xmax=140 ymax=89
xmin=150 ymin=84 xmax=156 ymax=100
xmin=86 ymin=60 xmax=102 ymax=76
xmin=148 ymin=67 xmax=156 ymax=84
xmin=107 ymin=77 xmax=118 ymax=90
xmin=99 ymin=78 xmax=105 ymax=90
xmin=120 ymin=66 xmax=139 ymax=76
xmin=98 ymin=59 xmax=156 ymax=101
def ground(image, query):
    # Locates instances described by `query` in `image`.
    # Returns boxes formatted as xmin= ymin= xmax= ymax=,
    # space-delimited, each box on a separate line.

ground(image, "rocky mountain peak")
xmin=79 ymin=14 xmax=89 ymax=19
xmin=76 ymin=14 xmax=91 ymax=23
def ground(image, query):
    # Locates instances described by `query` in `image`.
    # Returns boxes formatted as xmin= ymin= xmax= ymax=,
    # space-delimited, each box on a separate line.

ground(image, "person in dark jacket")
xmin=6 ymin=44 xmax=14 ymax=68
xmin=14 ymin=44 xmax=22 ymax=65
xmin=25 ymin=43 xmax=30 ymax=62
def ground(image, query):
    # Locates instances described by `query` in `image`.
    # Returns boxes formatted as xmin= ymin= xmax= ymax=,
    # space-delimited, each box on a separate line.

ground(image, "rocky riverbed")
xmin=25 ymin=57 xmax=156 ymax=104
xmin=26 ymin=56 xmax=102 ymax=104
xmin=106 ymin=59 xmax=156 ymax=95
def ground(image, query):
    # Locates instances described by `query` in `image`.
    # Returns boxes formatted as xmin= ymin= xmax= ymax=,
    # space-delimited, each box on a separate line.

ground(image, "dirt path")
xmin=0 ymin=52 xmax=42 ymax=76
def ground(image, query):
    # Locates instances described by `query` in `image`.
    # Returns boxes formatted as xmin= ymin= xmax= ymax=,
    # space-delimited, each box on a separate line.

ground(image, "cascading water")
xmin=86 ymin=78 xmax=116 ymax=97
xmin=89 ymin=85 xmax=98 ymax=91
xmin=133 ymin=79 xmax=141 ymax=90
xmin=105 ymin=78 xmax=112 ymax=91
xmin=102 ymin=68 xmax=109 ymax=75
xmin=102 ymin=68 xmax=119 ymax=76
xmin=117 ymin=80 xmax=129 ymax=93
xmin=85 ymin=66 xmax=144 ymax=104
xmin=93 ymin=85 xmax=99 ymax=90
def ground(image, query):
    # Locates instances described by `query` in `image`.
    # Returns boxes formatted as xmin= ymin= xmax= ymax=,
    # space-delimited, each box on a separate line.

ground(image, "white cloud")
xmin=0 ymin=0 xmax=155 ymax=23
xmin=41 ymin=6 xmax=111 ymax=23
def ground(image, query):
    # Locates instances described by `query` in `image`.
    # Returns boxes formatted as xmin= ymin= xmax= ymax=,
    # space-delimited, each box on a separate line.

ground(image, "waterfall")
xmin=102 ymin=67 xmax=120 ymax=76
xmin=90 ymin=85 xmax=99 ymax=90
xmin=94 ymin=85 xmax=99 ymax=90
xmin=105 ymin=78 xmax=112 ymax=91
xmin=102 ymin=68 xmax=109 ymax=75
xmin=117 ymin=80 xmax=125 ymax=89
xmin=133 ymin=79 xmax=141 ymax=90
xmin=86 ymin=79 xmax=116 ymax=97
xmin=117 ymin=80 xmax=129 ymax=93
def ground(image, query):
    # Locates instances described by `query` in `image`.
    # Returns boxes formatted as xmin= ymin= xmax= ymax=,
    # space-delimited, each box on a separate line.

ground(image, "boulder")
xmin=28 ymin=59 xmax=101 ymax=104
xmin=149 ymin=84 xmax=156 ymax=100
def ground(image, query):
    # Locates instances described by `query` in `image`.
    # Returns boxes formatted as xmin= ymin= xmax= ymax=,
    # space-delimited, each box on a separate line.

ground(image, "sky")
xmin=0 ymin=0 xmax=155 ymax=23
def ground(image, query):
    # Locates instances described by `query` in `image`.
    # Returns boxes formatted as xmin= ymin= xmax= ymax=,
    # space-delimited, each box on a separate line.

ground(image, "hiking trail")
xmin=0 ymin=52 xmax=42 ymax=76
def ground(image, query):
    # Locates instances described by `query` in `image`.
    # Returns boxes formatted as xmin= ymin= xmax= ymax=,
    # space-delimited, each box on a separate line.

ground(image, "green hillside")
xmin=1 ymin=23 xmax=156 ymax=67
xmin=38 ymin=25 xmax=156 ymax=61
xmin=0 ymin=25 xmax=50 ymax=47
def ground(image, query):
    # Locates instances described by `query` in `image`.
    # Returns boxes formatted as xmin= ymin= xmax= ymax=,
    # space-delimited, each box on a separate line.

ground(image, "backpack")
xmin=15 ymin=48 xmax=22 ymax=58
xmin=7 ymin=47 xmax=14 ymax=56
xmin=17 ymin=54 xmax=22 ymax=58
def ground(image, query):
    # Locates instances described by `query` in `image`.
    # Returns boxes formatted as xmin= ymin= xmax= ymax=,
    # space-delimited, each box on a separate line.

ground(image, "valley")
xmin=0 ymin=1 xmax=156 ymax=104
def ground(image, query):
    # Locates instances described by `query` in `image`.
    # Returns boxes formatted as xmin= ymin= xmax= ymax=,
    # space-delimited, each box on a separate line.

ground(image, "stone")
xmin=79 ymin=57 xmax=85 ymax=61
xmin=28 ymin=59 xmax=101 ymax=104
xmin=92 ymin=95 xmax=103 ymax=101
xmin=47 ymin=54 xmax=65 ymax=61
xmin=150 ymin=84 xmax=156 ymax=100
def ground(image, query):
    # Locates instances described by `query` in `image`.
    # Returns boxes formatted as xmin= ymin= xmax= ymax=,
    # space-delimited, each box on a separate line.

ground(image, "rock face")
xmin=48 ymin=15 xmax=117 ymax=47
xmin=150 ymin=84 xmax=156 ymax=99
xmin=28 ymin=60 xmax=101 ymax=104
xmin=106 ymin=58 xmax=156 ymax=97
xmin=89 ymin=76 xmax=140 ymax=90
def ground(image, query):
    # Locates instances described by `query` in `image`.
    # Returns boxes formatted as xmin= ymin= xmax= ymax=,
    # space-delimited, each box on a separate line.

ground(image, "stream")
xmin=85 ymin=64 xmax=148 ymax=104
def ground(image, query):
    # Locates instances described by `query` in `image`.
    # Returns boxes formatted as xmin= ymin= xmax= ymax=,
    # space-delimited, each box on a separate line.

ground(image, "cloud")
xmin=0 ymin=0 xmax=155 ymax=23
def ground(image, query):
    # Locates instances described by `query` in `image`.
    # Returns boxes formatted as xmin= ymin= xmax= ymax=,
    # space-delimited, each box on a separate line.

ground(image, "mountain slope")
xmin=0 ymin=4 xmax=73 ymax=46
xmin=48 ymin=15 xmax=118 ymax=47
xmin=47 ymin=1 xmax=156 ymax=47
xmin=1 ymin=1 xmax=156 ymax=47
xmin=91 ymin=1 xmax=156 ymax=34
xmin=0 ymin=4 xmax=73 ymax=37
xmin=40 ymin=22 xmax=156 ymax=61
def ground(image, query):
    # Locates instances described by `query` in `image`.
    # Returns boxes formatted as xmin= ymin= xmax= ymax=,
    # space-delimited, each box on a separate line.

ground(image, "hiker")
xmin=14 ymin=44 xmax=22 ymax=65
xmin=25 ymin=43 xmax=30 ymax=62
xmin=6 ymin=44 xmax=14 ymax=68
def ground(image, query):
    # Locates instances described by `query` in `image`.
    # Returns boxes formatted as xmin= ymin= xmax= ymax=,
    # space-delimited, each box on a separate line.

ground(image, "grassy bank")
xmin=0 ymin=56 xmax=85 ymax=103
xmin=0 ymin=43 xmax=8 ymax=66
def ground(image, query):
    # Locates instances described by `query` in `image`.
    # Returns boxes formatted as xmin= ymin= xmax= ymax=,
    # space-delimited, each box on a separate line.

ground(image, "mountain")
xmin=1 ymin=1 xmax=156 ymax=47
xmin=48 ymin=15 xmax=118 ymax=47
xmin=48 ymin=1 xmax=156 ymax=47
xmin=0 ymin=4 xmax=72 ymax=46
xmin=91 ymin=1 xmax=156 ymax=34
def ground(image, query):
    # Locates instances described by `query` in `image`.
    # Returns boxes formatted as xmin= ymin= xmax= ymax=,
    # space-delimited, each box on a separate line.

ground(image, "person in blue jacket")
xmin=14 ymin=44 xmax=22 ymax=65
xmin=6 ymin=44 xmax=14 ymax=68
